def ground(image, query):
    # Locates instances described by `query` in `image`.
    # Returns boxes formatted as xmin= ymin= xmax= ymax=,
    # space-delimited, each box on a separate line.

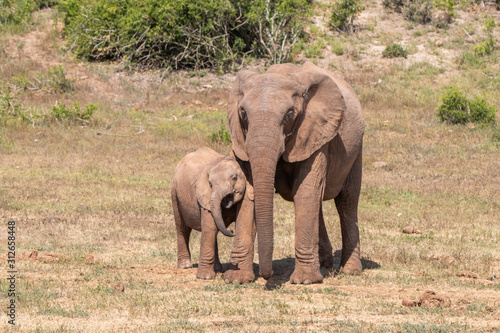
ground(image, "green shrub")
xmin=0 ymin=0 xmax=58 ymax=32
xmin=46 ymin=65 xmax=75 ymax=93
xmin=11 ymin=66 xmax=75 ymax=93
xmin=58 ymin=0 xmax=312 ymax=69
xmin=434 ymin=0 xmax=455 ymax=23
xmin=330 ymin=39 xmax=344 ymax=55
xmin=382 ymin=43 xmax=408 ymax=58
xmin=437 ymin=86 xmax=497 ymax=125
xmin=51 ymin=102 xmax=96 ymax=123
xmin=0 ymin=89 xmax=30 ymax=121
xmin=383 ymin=0 xmax=433 ymax=24
xmin=473 ymin=37 xmax=495 ymax=56
xmin=468 ymin=96 xmax=497 ymax=124
xmin=329 ymin=0 xmax=364 ymax=33
xmin=210 ymin=121 xmax=231 ymax=144
xmin=304 ymin=39 xmax=326 ymax=58
xmin=240 ymin=0 xmax=312 ymax=64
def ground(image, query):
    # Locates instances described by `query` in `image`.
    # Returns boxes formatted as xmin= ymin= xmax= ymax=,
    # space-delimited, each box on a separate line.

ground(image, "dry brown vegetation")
xmin=1 ymin=2 xmax=499 ymax=332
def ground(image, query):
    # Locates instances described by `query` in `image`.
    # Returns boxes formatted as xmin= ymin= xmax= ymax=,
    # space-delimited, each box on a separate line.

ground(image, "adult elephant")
xmin=223 ymin=62 xmax=364 ymax=284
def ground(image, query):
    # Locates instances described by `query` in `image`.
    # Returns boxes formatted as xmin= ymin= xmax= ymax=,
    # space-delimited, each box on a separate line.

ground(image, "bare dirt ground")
xmin=1 ymin=2 xmax=499 ymax=332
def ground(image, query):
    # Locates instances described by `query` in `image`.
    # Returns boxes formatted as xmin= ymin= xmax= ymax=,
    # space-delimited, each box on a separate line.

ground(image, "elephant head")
xmin=227 ymin=62 xmax=346 ymax=278
xmin=196 ymin=157 xmax=246 ymax=237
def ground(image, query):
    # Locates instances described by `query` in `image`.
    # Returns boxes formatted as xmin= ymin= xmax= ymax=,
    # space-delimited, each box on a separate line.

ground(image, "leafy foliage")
xmin=473 ymin=37 xmax=495 ymax=56
xmin=58 ymin=0 xmax=312 ymax=69
xmin=51 ymin=102 xmax=96 ymax=123
xmin=1 ymin=87 xmax=97 ymax=126
xmin=382 ymin=43 xmax=408 ymax=58
xmin=12 ymin=65 xmax=75 ymax=93
xmin=383 ymin=0 xmax=433 ymax=24
xmin=329 ymin=0 xmax=364 ymax=33
xmin=209 ymin=121 xmax=231 ymax=144
xmin=0 ymin=0 xmax=57 ymax=31
xmin=437 ymin=86 xmax=497 ymax=125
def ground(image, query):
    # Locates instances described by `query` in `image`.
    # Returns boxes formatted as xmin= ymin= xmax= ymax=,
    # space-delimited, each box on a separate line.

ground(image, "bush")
xmin=473 ymin=37 xmax=495 ymax=56
xmin=240 ymin=0 xmax=312 ymax=64
xmin=329 ymin=0 xmax=364 ymax=33
xmin=437 ymin=87 xmax=497 ymax=125
xmin=58 ymin=0 xmax=312 ymax=69
xmin=1 ymin=87 xmax=97 ymax=126
xmin=383 ymin=0 xmax=433 ymax=24
xmin=382 ymin=43 xmax=408 ymax=58
xmin=0 ymin=0 xmax=58 ymax=31
xmin=0 ymin=89 xmax=30 ymax=121
xmin=51 ymin=102 xmax=96 ymax=123
xmin=209 ymin=121 xmax=231 ymax=144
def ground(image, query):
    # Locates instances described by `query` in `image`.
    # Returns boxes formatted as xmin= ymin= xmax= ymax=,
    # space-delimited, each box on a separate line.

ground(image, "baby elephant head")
xmin=201 ymin=157 xmax=246 ymax=237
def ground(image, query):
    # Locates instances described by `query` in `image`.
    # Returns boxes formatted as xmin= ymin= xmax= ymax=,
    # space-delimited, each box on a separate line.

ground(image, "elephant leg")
xmin=197 ymin=209 xmax=218 ymax=280
xmin=334 ymin=150 xmax=362 ymax=275
xmin=224 ymin=191 xmax=256 ymax=284
xmin=173 ymin=193 xmax=192 ymax=269
xmin=290 ymin=148 xmax=327 ymax=284
xmin=214 ymin=239 xmax=223 ymax=273
xmin=318 ymin=204 xmax=334 ymax=269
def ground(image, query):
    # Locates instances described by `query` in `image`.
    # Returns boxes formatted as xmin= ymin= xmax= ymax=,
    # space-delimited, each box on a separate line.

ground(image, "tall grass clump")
xmin=437 ymin=86 xmax=497 ymax=125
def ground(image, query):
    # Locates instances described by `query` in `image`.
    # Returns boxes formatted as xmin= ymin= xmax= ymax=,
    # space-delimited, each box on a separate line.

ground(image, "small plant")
xmin=46 ymin=66 xmax=75 ymax=93
xmin=329 ymin=39 xmax=344 ymax=55
xmin=329 ymin=0 xmax=364 ymax=33
xmin=437 ymin=86 xmax=497 ymax=125
xmin=210 ymin=121 xmax=231 ymax=144
xmin=304 ymin=39 xmax=326 ymax=58
xmin=472 ymin=16 xmax=496 ymax=57
xmin=51 ymin=102 xmax=97 ymax=124
xmin=473 ymin=37 xmax=495 ymax=56
xmin=382 ymin=43 xmax=408 ymax=58
xmin=0 ymin=135 xmax=14 ymax=151
xmin=435 ymin=0 xmax=455 ymax=23
xmin=383 ymin=0 xmax=433 ymax=24
xmin=0 ymin=89 xmax=30 ymax=121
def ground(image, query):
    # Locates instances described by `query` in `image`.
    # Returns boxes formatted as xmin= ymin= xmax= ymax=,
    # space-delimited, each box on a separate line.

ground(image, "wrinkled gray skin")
xmin=224 ymin=62 xmax=364 ymax=284
xmin=171 ymin=147 xmax=246 ymax=280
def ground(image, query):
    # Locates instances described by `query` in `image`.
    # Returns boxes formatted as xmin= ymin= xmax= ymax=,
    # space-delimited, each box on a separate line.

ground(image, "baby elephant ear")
xmin=283 ymin=70 xmax=345 ymax=163
xmin=195 ymin=171 xmax=211 ymax=211
xmin=227 ymin=70 xmax=255 ymax=161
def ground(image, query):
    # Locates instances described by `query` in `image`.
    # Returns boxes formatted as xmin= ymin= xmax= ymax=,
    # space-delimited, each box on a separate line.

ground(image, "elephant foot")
xmin=177 ymin=259 xmax=193 ymax=269
xmin=341 ymin=256 xmax=362 ymax=275
xmin=320 ymin=253 xmax=334 ymax=269
xmin=223 ymin=263 xmax=255 ymax=284
xmin=290 ymin=265 xmax=323 ymax=285
xmin=196 ymin=266 xmax=216 ymax=280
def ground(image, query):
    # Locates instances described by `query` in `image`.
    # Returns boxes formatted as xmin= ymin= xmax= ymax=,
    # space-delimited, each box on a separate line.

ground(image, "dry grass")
xmin=1 ymin=4 xmax=500 ymax=333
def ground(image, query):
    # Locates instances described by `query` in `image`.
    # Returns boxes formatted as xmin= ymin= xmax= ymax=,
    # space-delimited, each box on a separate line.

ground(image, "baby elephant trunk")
xmin=210 ymin=189 xmax=235 ymax=237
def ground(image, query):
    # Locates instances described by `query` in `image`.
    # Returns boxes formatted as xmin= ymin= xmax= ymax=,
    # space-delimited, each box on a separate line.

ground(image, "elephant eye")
xmin=231 ymin=174 xmax=238 ymax=181
xmin=209 ymin=181 xmax=212 ymax=188
xmin=284 ymin=109 xmax=295 ymax=122
xmin=240 ymin=109 xmax=247 ymax=122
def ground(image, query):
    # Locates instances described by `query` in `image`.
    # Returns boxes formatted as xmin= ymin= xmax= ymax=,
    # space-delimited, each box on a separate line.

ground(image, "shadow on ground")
xmin=261 ymin=256 xmax=380 ymax=290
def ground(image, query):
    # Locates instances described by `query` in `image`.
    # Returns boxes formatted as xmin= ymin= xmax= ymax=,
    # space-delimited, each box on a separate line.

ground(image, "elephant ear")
xmin=227 ymin=70 xmax=255 ymax=161
xmin=283 ymin=70 xmax=346 ymax=163
xmin=195 ymin=170 xmax=211 ymax=211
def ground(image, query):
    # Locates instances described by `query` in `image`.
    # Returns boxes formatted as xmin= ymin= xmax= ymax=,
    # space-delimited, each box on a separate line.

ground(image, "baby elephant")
xmin=171 ymin=147 xmax=246 ymax=279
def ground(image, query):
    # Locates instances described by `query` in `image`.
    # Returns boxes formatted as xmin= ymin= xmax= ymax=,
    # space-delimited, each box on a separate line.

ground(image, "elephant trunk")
xmin=210 ymin=187 xmax=235 ymax=237
xmin=247 ymin=123 xmax=282 ymax=280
